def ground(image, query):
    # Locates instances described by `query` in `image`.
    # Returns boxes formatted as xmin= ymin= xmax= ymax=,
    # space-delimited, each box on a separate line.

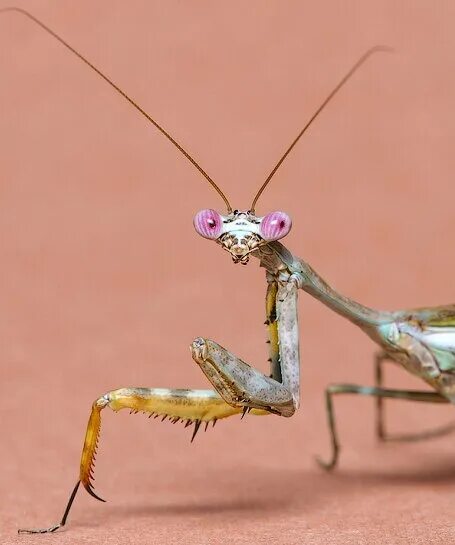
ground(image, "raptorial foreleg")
xmin=19 ymin=387 xmax=269 ymax=534
xmin=191 ymin=338 xmax=295 ymax=416
xmin=191 ymin=281 xmax=300 ymax=418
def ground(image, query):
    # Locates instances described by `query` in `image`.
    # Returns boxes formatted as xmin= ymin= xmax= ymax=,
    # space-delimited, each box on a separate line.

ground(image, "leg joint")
xmin=94 ymin=393 xmax=110 ymax=409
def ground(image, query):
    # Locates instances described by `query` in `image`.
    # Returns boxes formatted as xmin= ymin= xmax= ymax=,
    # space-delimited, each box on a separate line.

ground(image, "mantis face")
xmin=193 ymin=209 xmax=292 ymax=264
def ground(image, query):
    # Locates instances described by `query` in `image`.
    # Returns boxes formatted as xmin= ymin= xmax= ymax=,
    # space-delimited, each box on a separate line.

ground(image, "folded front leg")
xmin=191 ymin=338 xmax=295 ymax=417
xmin=190 ymin=281 xmax=299 ymax=418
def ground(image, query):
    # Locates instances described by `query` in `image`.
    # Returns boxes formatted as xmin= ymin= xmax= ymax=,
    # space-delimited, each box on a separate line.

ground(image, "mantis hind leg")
xmin=19 ymin=387 xmax=270 ymax=534
xmin=375 ymin=352 xmax=455 ymax=442
xmin=316 ymin=383 xmax=448 ymax=471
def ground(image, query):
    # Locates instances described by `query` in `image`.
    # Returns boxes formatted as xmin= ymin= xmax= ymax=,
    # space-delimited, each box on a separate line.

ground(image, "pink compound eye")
xmin=260 ymin=211 xmax=292 ymax=241
xmin=193 ymin=209 xmax=223 ymax=239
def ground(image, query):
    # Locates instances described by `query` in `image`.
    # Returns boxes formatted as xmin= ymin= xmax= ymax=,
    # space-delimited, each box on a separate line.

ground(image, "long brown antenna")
xmin=250 ymin=46 xmax=393 ymax=213
xmin=0 ymin=7 xmax=232 ymax=212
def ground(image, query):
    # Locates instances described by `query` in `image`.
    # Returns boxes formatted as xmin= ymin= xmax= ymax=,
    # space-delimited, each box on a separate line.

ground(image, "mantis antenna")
xmin=0 ymin=7 xmax=233 ymax=213
xmin=249 ymin=45 xmax=393 ymax=213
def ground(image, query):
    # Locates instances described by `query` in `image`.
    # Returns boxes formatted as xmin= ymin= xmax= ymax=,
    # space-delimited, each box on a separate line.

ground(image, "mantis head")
xmin=9 ymin=11 xmax=386 ymax=269
xmin=190 ymin=51 xmax=389 ymax=265
xmin=193 ymin=209 xmax=292 ymax=264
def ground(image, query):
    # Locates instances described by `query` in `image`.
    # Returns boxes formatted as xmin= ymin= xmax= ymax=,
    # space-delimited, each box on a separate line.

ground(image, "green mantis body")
xmin=3 ymin=7 xmax=454 ymax=536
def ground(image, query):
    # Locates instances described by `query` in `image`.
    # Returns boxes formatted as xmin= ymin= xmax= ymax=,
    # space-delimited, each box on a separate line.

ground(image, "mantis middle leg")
xmin=316 ymin=383 xmax=448 ymax=471
xmin=375 ymin=352 xmax=455 ymax=442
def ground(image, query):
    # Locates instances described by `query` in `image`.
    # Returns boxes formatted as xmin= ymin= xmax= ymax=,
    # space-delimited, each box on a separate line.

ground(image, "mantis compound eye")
xmin=193 ymin=209 xmax=223 ymax=239
xmin=260 ymin=211 xmax=292 ymax=241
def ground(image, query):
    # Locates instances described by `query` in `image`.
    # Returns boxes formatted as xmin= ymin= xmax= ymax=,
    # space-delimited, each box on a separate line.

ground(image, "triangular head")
xmin=193 ymin=209 xmax=292 ymax=264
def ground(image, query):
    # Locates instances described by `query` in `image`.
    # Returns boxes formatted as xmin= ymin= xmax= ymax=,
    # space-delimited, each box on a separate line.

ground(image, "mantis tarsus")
xmin=4 ymin=7 xmax=454 ymax=536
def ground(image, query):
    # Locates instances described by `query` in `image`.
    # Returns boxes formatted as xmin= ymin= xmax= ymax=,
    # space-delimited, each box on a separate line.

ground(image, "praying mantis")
xmin=4 ymin=7 xmax=455 ymax=536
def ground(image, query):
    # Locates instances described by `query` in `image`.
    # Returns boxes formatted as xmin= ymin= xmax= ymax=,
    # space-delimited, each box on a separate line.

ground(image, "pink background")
xmin=1 ymin=1 xmax=455 ymax=543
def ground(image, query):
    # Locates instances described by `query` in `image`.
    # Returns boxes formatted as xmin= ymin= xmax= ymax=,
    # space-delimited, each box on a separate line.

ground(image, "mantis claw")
xmin=80 ymin=399 xmax=107 ymax=502
xmin=84 ymin=484 xmax=106 ymax=503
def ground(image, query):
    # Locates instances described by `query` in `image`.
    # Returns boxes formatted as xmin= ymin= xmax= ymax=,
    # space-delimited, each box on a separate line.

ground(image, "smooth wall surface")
xmin=1 ymin=1 xmax=455 ymax=543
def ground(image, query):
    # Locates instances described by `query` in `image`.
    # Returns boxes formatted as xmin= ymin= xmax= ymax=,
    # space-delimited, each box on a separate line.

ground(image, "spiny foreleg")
xmin=191 ymin=338 xmax=295 ymax=416
xmin=19 ymin=387 xmax=269 ymax=534
xmin=191 ymin=280 xmax=300 ymax=418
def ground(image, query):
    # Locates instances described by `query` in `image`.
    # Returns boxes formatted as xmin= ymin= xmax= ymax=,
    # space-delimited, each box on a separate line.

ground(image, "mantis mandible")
xmin=4 ymin=7 xmax=454 ymax=536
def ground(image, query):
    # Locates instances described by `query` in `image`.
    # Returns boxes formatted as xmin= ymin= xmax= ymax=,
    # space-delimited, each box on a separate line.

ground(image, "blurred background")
xmin=1 ymin=1 xmax=455 ymax=543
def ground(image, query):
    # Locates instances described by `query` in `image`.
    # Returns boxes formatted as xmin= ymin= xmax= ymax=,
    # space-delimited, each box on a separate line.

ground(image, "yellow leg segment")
xmin=80 ymin=388 xmax=269 ymax=499
xmin=266 ymin=280 xmax=281 ymax=381
xmin=20 ymin=388 xmax=269 ymax=534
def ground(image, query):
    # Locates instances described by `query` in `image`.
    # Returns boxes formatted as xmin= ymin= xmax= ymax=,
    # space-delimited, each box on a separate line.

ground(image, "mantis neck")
xmin=255 ymin=241 xmax=392 ymax=328
xmin=298 ymin=260 xmax=390 ymax=327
